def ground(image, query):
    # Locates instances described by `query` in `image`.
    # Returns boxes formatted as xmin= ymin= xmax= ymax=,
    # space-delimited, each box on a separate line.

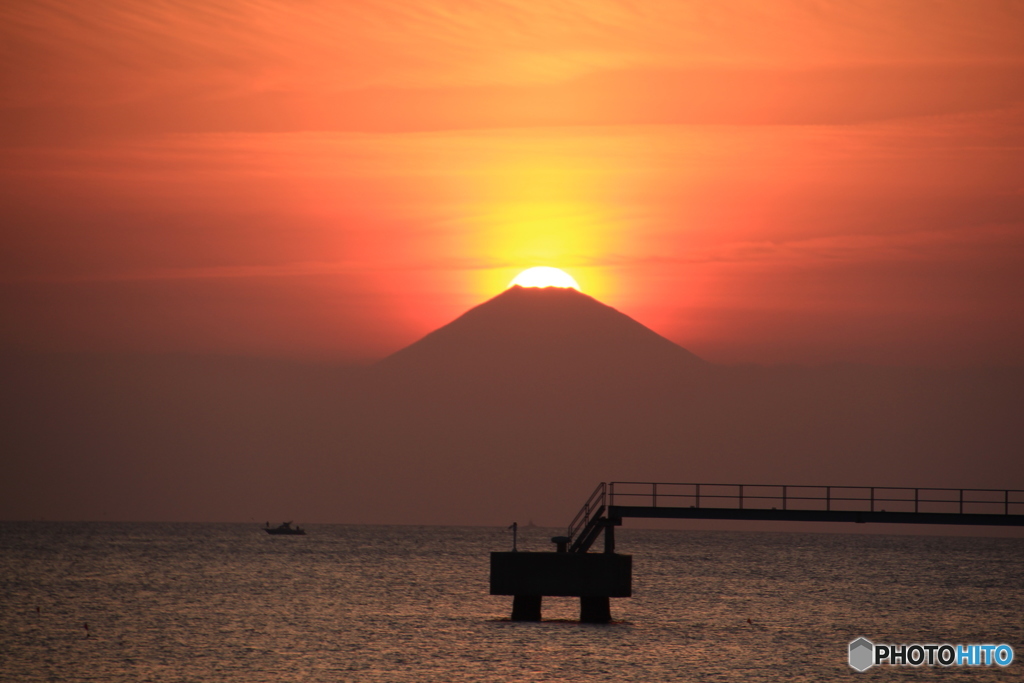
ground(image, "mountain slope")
xmin=377 ymin=286 xmax=705 ymax=379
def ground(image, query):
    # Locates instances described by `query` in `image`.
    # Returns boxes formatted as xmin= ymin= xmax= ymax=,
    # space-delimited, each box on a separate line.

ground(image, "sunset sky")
xmin=3 ymin=0 xmax=1023 ymax=365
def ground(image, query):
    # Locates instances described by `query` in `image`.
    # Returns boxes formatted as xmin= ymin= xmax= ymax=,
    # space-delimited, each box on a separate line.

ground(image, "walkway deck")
xmin=492 ymin=481 xmax=1024 ymax=622
xmin=568 ymin=482 xmax=1024 ymax=553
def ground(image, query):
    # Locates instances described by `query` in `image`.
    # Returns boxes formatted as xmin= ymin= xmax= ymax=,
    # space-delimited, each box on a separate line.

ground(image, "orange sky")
xmin=2 ymin=0 xmax=1023 ymax=364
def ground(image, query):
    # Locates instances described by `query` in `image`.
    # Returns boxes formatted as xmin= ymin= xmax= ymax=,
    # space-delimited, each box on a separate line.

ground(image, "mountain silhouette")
xmin=377 ymin=285 xmax=706 ymax=381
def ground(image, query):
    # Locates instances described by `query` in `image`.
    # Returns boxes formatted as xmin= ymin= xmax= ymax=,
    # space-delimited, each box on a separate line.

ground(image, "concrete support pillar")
xmin=511 ymin=595 xmax=542 ymax=621
xmin=603 ymin=524 xmax=615 ymax=553
xmin=579 ymin=596 xmax=611 ymax=623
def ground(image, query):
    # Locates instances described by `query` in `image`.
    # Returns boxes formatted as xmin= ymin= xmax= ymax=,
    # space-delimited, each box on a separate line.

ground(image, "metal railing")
xmin=566 ymin=482 xmax=606 ymax=549
xmin=607 ymin=482 xmax=1024 ymax=516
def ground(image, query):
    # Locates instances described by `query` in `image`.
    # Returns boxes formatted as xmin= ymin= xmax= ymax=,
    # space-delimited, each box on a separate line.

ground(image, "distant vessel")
xmin=264 ymin=521 xmax=305 ymax=535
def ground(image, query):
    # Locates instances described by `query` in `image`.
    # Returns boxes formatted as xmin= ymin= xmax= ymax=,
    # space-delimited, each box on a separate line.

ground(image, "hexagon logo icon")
xmin=849 ymin=637 xmax=874 ymax=671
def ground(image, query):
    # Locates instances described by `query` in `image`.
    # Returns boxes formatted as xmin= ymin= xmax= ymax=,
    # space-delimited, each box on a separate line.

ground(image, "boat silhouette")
xmin=264 ymin=521 xmax=305 ymax=535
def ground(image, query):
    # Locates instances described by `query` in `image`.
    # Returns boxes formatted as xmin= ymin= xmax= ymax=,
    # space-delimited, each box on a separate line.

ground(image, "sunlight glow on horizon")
xmin=459 ymin=131 xmax=621 ymax=304
xmin=508 ymin=267 xmax=582 ymax=290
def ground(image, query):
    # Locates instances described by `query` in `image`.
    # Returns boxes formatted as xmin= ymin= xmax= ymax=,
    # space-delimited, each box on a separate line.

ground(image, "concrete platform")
xmin=490 ymin=552 xmax=632 ymax=623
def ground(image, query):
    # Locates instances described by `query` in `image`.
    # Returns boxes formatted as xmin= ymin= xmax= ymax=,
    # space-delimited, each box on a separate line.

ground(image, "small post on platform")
xmin=511 ymin=595 xmax=542 ymax=621
xmin=604 ymin=523 xmax=615 ymax=554
xmin=509 ymin=522 xmax=518 ymax=552
xmin=580 ymin=596 xmax=611 ymax=623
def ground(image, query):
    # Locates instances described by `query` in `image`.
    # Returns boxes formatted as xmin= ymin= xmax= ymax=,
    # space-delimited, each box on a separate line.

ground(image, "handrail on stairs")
xmin=566 ymin=482 xmax=606 ymax=552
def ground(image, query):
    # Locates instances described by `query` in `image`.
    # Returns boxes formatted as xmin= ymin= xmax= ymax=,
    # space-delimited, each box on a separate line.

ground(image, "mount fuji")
xmin=378 ymin=285 xmax=706 ymax=382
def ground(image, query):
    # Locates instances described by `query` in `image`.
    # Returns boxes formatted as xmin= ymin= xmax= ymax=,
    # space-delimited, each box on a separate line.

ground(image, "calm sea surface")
xmin=1 ymin=523 xmax=1021 ymax=682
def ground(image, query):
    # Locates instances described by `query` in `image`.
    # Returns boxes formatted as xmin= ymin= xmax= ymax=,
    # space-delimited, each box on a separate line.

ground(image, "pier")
xmin=490 ymin=482 xmax=1024 ymax=623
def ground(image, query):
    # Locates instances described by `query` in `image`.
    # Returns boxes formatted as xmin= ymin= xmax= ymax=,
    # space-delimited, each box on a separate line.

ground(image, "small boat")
xmin=264 ymin=521 xmax=305 ymax=535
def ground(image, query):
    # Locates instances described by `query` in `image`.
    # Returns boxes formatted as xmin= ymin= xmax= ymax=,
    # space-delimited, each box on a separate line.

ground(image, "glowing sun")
xmin=508 ymin=267 xmax=581 ymax=290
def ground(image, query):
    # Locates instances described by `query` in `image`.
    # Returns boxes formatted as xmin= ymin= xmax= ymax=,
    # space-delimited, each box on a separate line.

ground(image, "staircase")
xmin=565 ymin=482 xmax=609 ymax=553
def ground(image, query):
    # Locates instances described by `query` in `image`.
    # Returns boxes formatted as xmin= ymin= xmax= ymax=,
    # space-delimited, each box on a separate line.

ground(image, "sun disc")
xmin=508 ymin=267 xmax=581 ymax=290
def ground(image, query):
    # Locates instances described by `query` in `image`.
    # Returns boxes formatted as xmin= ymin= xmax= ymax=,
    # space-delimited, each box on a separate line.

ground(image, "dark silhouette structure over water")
xmin=491 ymin=480 xmax=1024 ymax=622
xmin=264 ymin=521 xmax=305 ymax=535
xmin=2 ymin=286 xmax=1023 ymax=526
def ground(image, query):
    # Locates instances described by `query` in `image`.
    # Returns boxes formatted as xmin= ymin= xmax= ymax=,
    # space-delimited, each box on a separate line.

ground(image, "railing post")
xmin=870 ymin=487 xmax=874 ymax=513
xmin=915 ymin=488 xmax=919 ymax=513
xmin=1006 ymin=490 xmax=1010 ymax=515
xmin=826 ymin=486 xmax=830 ymax=512
xmin=959 ymin=489 xmax=963 ymax=515
xmin=739 ymin=484 xmax=743 ymax=510
xmin=783 ymin=486 xmax=787 ymax=511
xmin=652 ymin=482 xmax=657 ymax=508
xmin=695 ymin=484 xmax=700 ymax=508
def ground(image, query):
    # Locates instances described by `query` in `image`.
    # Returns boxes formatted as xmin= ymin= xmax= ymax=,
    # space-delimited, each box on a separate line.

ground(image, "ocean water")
xmin=1 ymin=523 xmax=1021 ymax=682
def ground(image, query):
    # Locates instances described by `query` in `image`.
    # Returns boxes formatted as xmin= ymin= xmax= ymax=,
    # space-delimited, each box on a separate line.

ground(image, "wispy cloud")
xmin=3 ymin=0 xmax=1024 ymax=139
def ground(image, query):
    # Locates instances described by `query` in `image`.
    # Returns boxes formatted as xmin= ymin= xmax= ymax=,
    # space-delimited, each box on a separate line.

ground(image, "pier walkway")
xmin=568 ymin=482 xmax=1024 ymax=553
xmin=491 ymin=481 xmax=1024 ymax=622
